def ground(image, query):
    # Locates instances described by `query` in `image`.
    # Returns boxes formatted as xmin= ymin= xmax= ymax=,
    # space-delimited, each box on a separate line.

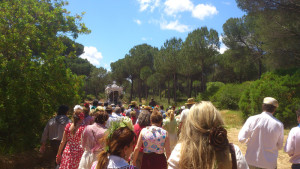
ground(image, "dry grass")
xmin=221 ymin=110 xmax=291 ymax=169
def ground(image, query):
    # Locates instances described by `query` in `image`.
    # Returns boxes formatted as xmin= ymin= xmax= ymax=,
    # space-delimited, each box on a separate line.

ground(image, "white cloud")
xmin=134 ymin=19 xmax=142 ymax=25
xmin=142 ymin=37 xmax=147 ymax=41
xmin=163 ymin=0 xmax=218 ymax=20
xmin=192 ymin=4 xmax=218 ymax=20
xmin=80 ymin=46 xmax=103 ymax=67
xmin=160 ymin=20 xmax=190 ymax=32
xmin=137 ymin=0 xmax=160 ymax=12
xmin=164 ymin=0 xmax=193 ymax=16
xmin=219 ymin=45 xmax=228 ymax=54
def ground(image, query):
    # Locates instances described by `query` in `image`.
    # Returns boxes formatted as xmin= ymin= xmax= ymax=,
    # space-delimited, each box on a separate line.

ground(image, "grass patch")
xmin=221 ymin=110 xmax=244 ymax=128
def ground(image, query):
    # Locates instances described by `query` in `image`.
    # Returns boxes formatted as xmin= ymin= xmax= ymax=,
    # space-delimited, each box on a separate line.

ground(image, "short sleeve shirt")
xmin=140 ymin=126 xmax=167 ymax=154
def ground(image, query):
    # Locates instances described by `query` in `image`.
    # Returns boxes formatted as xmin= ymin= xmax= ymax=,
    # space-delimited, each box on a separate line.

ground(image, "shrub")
xmin=239 ymin=70 xmax=300 ymax=127
xmin=197 ymin=82 xmax=225 ymax=100
xmin=210 ymin=82 xmax=251 ymax=110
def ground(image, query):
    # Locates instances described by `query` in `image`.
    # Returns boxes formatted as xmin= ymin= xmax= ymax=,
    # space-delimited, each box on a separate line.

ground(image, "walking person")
xmin=56 ymin=109 xmax=86 ymax=169
xmin=133 ymin=110 xmax=151 ymax=169
xmin=284 ymin=108 xmax=300 ymax=169
xmin=238 ymin=97 xmax=284 ymax=169
xmin=163 ymin=109 xmax=178 ymax=151
xmin=78 ymin=110 xmax=108 ymax=169
xmin=91 ymin=117 xmax=137 ymax=169
xmin=132 ymin=111 xmax=171 ymax=169
xmin=40 ymin=105 xmax=71 ymax=168
xmin=168 ymin=101 xmax=248 ymax=169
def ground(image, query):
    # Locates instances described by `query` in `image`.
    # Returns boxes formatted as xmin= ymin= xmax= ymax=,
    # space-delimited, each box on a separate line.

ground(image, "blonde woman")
xmin=168 ymin=101 xmax=248 ymax=169
xmin=163 ymin=109 xmax=178 ymax=150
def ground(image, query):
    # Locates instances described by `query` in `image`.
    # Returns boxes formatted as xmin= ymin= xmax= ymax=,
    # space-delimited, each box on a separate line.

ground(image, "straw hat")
xmin=185 ymin=98 xmax=196 ymax=105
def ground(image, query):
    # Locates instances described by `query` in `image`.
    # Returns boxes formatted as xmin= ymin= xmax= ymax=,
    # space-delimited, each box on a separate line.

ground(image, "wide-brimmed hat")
xmin=185 ymin=98 xmax=196 ymax=105
xmin=143 ymin=106 xmax=152 ymax=111
xmin=129 ymin=101 xmax=137 ymax=106
xmin=105 ymin=105 xmax=112 ymax=111
xmin=263 ymin=97 xmax=279 ymax=107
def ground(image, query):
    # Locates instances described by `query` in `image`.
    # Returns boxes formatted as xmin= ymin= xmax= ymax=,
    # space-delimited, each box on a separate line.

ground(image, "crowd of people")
xmin=40 ymin=97 xmax=300 ymax=169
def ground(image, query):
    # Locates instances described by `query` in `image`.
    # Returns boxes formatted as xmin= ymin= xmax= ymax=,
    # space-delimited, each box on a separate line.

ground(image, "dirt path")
xmin=227 ymin=127 xmax=290 ymax=169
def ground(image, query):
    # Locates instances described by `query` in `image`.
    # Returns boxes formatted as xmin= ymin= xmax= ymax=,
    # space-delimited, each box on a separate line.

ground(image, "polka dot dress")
xmin=59 ymin=123 xmax=86 ymax=169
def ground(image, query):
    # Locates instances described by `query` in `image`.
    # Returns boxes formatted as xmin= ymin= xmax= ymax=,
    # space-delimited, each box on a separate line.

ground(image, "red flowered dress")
xmin=59 ymin=123 xmax=86 ymax=169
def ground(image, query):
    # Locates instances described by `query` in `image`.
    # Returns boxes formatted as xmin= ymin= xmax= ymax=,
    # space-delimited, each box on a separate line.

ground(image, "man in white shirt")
xmin=238 ymin=97 xmax=284 ymax=169
xmin=178 ymin=98 xmax=196 ymax=134
xmin=284 ymin=108 xmax=300 ymax=169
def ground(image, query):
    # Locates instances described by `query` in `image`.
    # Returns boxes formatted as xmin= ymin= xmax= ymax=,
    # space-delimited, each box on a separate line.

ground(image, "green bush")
xmin=210 ymin=82 xmax=251 ymax=110
xmin=197 ymin=82 xmax=225 ymax=100
xmin=239 ymin=70 xmax=300 ymax=127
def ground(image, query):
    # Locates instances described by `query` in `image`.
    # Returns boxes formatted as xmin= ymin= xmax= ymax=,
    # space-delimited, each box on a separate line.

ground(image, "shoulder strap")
xmin=229 ymin=143 xmax=237 ymax=169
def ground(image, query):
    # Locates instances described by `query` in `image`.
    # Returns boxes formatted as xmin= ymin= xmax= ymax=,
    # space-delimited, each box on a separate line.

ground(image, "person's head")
xmin=114 ymin=107 xmax=121 ymax=114
xmin=137 ymin=110 xmax=151 ymax=127
xmin=130 ymin=110 xmax=136 ymax=118
xmin=262 ymin=97 xmax=278 ymax=113
xmin=73 ymin=105 xmax=83 ymax=112
xmin=105 ymin=106 xmax=112 ymax=114
xmin=57 ymin=105 xmax=69 ymax=115
xmin=93 ymin=99 xmax=99 ymax=107
xmin=83 ymin=107 xmax=90 ymax=116
xmin=84 ymin=102 xmax=90 ymax=109
xmin=150 ymin=111 xmax=163 ymax=126
xmin=167 ymin=109 xmax=175 ymax=121
xmin=96 ymin=127 xmax=136 ymax=169
xmin=71 ymin=109 xmax=84 ymax=135
xmin=94 ymin=110 xmax=109 ymax=125
xmin=153 ymin=106 xmax=159 ymax=113
xmin=179 ymin=101 xmax=231 ymax=169
xmin=160 ymin=105 xmax=164 ymax=110
xmin=185 ymin=98 xmax=196 ymax=109
xmin=104 ymin=102 xmax=108 ymax=107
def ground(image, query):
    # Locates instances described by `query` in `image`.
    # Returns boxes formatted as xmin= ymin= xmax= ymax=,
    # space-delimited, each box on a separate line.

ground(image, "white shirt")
xmin=179 ymin=109 xmax=189 ymax=123
xmin=238 ymin=112 xmax=284 ymax=169
xmin=168 ymin=143 xmax=249 ymax=169
xmin=284 ymin=125 xmax=300 ymax=164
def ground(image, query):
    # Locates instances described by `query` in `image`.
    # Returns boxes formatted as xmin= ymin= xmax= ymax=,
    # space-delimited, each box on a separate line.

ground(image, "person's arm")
xmin=164 ymin=131 xmax=171 ymax=159
xmin=132 ymin=132 xmax=143 ymax=166
xmin=277 ymin=125 xmax=284 ymax=150
xmin=238 ymin=118 xmax=252 ymax=143
xmin=284 ymin=129 xmax=294 ymax=156
xmin=39 ymin=121 xmax=50 ymax=153
xmin=56 ymin=130 xmax=68 ymax=164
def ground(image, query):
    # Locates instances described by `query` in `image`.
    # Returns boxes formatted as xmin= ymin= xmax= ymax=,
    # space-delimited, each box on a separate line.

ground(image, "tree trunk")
xmin=258 ymin=56 xmax=262 ymax=79
xmin=130 ymin=78 xmax=134 ymax=102
xmin=188 ymin=77 xmax=192 ymax=98
xmin=173 ymin=73 xmax=177 ymax=102
xmin=138 ymin=79 xmax=141 ymax=102
xmin=167 ymin=79 xmax=170 ymax=104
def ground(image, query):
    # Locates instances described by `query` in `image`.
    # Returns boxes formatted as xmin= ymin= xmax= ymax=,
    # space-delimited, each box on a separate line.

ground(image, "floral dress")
xmin=59 ymin=123 xmax=86 ymax=169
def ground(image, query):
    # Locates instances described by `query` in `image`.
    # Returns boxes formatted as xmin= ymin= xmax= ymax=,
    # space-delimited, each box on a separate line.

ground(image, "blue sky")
xmin=65 ymin=0 xmax=245 ymax=70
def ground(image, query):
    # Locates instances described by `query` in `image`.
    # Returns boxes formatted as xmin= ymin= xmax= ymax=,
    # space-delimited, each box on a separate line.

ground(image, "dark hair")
xmin=296 ymin=109 xmax=300 ymax=117
xmin=94 ymin=111 xmax=109 ymax=124
xmin=93 ymin=99 xmax=99 ymax=106
xmin=150 ymin=111 xmax=163 ymax=124
xmin=96 ymin=127 xmax=136 ymax=169
xmin=104 ymin=102 xmax=108 ymax=107
xmin=262 ymin=104 xmax=276 ymax=113
xmin=137 ymin=110 xmax=151 ymax=127
xmin=160 ymin=105 xmax=164 ymax=110
xmin=57 ymin=105 xmax=69 ymax=115
xmin=83 ymin=107 xmax=90 ymax=116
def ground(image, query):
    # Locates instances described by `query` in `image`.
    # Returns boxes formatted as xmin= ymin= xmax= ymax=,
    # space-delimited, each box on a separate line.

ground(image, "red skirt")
xmin=141 ymin=153 xmax=167 ymax=169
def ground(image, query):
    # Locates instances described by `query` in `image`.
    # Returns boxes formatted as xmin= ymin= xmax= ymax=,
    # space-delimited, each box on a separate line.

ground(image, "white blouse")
xmin=168 ymin=143 xmax=249 ymax=169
